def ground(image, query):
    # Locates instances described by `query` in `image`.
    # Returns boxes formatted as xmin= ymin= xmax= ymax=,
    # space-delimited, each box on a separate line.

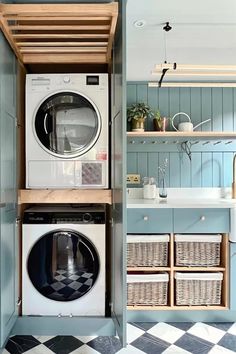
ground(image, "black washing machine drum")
xmin=27 ymin=230 xmax=100 ymax=302
xmin=34 ymin=91 xmax=101 ymax=158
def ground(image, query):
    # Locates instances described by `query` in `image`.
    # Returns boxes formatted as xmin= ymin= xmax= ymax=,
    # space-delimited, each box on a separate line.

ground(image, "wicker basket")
xmin=127 ymin=273 xmax=169 ymax=306
xmin=127 ymin=234 xmax=169 ymax=267
xmin=175 ymin=272 xmax=223 ymax=306
xmin=175 ymin=234 xmax=222 ymax=267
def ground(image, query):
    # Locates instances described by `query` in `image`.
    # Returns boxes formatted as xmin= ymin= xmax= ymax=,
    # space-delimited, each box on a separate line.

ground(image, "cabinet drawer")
xmin=174 ymin=208 xmax=230 ymax=233
xmin=127 ymin=208 xmax=173 ymax=233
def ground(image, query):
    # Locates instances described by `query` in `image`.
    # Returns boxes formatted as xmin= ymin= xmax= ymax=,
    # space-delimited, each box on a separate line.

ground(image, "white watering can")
xmin=171 ymin=112 xmax=211 ymax=132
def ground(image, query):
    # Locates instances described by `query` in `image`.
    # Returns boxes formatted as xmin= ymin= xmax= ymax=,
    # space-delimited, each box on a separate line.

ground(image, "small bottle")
xmin=143 ymin=177 xmax=157 ymax=199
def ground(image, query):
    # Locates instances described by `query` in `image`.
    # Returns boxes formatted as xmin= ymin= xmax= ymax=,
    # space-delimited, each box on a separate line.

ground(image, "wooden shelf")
xmin=127 ymin=305 xmax=228 ymax=311
xmin=127 ymin=131 xmax=236 ymax=139
xmin=173 ymin=266 xmax=226 ymax=271
xmin=0 ymin=3 xmax=118 ymax=64
xmin=18 ymin=189 xmax=112 ymax=204
xmin=127 ymin=267 xmax=170 ymax=272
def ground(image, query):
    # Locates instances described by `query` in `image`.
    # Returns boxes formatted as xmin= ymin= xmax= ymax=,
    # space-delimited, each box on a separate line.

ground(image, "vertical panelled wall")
xmin=127 ymin=83 xmax=236 ymax=188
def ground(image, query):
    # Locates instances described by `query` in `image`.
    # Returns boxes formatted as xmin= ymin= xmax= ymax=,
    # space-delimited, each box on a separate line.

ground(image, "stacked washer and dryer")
xmin=23 ymin=74 xmax=108 ymax=317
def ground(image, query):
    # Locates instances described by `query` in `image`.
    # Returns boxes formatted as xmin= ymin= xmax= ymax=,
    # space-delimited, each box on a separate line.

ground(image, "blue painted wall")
xmin=127 ymin=83 xmax=236 ymax=188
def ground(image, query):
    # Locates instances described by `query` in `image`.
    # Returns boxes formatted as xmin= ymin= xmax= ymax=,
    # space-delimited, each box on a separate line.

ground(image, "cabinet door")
xmin=0 ymin=208 xmax=18 ymax=346
xmin=127 ymin=208 xmax=173 ymax=233
xmin=110 ymin=0 xmax=126 ymax=346
xmin=0 ymin=32 xmax=18 ymax=347
xmin=230 ymin=243 xmax=236 ymax=310
xmin=174 ymin=208 xmax=230 ymax=233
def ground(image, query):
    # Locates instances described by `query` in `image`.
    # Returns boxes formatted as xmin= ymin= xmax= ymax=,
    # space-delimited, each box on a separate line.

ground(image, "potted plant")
xmin=127 ymin=102 xmax=153 ymax=132
xmin=153 ymin=110 xmax=169 ymax=131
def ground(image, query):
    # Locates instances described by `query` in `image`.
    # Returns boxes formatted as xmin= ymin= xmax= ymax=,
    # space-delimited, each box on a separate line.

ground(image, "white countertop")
xmin=127 ymin=188 xmax=236 ymax=209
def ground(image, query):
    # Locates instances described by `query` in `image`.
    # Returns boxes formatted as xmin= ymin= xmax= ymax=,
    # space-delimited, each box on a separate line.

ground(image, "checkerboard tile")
xmin=147 ymin=322 xmax=185 ymax=344
xmin=4 ymin=322 xmax=236 ymax=354
xmin=41 ymin=270 xmax=94 ymax=301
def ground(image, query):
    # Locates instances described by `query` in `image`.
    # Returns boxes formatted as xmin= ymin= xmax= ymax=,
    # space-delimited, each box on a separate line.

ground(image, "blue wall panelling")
xmin=127 ymin=83 xmax=236 ymax=188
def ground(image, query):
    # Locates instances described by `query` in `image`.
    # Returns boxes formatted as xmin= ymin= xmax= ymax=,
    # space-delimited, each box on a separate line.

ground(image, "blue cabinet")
xmin=127 ymin=208 xmax=173 ymax=233
xmin=174 ymin=208 xmax=230 ymax=233
xmin=0 ymin=32 xmax=18 ymax=347
xmin=230 ymin=243 xmax=236 ymax=310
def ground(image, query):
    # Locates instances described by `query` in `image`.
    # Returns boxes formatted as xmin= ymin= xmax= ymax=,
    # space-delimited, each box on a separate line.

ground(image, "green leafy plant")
xmin=153 ymin=109 xmax=162 ymax=128
xmin=127 ymin=102 xmax=153 ymax=122
xmin=153 ymin=109 xmax=169 ymax=131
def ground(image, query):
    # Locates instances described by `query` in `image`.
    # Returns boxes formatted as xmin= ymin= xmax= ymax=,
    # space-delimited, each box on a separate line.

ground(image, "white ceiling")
xmin=126 ymin=0 xmax=236 ymax=82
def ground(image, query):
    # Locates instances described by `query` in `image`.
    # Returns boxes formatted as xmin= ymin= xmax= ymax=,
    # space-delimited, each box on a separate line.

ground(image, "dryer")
xmin=22 ymin=206 xmax=106 ymax=316
xmin=26 ymin=74 xmax=108 ymax=188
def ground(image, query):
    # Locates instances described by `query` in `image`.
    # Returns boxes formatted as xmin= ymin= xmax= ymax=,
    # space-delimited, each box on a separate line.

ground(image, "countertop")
xmin=127 ymin=188 xmax=236 ymax=209
xmin=127 ymin=198 xmax=236 ymax=208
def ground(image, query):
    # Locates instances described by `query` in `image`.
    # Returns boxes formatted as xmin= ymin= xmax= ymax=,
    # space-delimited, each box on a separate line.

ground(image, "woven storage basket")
xmin=175 ymin=234 xmax=222 ymax=267
xmin=175 ymin=272 xmax=223 ymax=306
xmin=127 ymin=234 xmax=169 ymax=267
xmin=127 ymin=273 xmax=169 ymax=306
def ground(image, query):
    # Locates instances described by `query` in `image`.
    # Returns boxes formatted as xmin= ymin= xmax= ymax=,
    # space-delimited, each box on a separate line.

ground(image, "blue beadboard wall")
xmin=127 ymin=83 xmax=236 ymax=188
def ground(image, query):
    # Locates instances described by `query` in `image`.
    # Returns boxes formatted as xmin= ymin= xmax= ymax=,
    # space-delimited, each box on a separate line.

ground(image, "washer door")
xmin=34 ymin=91 xmax=101 ymax=158
xmin=27 ymin=230 xmax=100 ymax=302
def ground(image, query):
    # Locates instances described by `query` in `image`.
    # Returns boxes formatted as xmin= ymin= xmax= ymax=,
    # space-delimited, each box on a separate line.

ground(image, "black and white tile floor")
xmin=3 ymin=322 xmax=236 ymax=354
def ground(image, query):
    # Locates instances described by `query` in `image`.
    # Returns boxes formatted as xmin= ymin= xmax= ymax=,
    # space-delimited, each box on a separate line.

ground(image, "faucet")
xmin=233 ymin=154 xmax=236 ymax=198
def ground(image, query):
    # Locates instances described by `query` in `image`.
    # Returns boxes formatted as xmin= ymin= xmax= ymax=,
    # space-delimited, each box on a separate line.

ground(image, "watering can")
xmin=171 ymin=112 xmax=211 ymax=132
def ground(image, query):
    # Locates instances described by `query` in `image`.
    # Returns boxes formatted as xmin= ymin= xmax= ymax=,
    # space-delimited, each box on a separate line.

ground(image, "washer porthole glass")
xmin=27 ymin=230 xmax=100 ymax=302
xmin=34 ymin=92 xmax=100 ymax=158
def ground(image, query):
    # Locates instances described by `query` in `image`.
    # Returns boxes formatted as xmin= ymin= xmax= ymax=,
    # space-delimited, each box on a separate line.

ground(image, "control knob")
xmin=83 ymin=213 xmax=92 ymax=222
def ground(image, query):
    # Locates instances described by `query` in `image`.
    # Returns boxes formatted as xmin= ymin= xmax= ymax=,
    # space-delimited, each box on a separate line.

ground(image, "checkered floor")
xmin=4 ymin=322 xmax=236 ymax=353
xmin=41 ymin=270 xmax=94 ymax=301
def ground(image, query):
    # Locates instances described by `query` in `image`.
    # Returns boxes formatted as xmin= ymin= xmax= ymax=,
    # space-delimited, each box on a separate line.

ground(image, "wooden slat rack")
xmin=0 ymin=3 xmax=118 ymax=64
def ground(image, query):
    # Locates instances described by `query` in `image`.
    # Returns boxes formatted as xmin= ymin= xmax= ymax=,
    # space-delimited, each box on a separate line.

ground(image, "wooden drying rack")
xmin=0 ymin=3 xmax=118 ymax=64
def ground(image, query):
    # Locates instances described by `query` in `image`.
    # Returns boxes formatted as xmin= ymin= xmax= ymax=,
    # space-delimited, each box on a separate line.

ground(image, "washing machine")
xmin=26 ymin=74 xmax=108 ymax=189
xmin=22 ymin=206 xmax=106 ymax=316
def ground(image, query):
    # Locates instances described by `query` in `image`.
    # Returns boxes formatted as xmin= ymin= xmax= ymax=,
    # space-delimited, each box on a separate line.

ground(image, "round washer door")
xmin=27 ymin=230 xmax=100 ymax=302
xmin=34 ymin=91 xmax=101 ymax=158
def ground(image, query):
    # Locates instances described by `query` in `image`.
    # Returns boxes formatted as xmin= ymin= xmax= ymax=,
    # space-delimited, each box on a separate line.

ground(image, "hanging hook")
xmin=159 ymin=22 xmax=174 ymax=87
xmin=163 ymin=22 xmax=172 ymax=32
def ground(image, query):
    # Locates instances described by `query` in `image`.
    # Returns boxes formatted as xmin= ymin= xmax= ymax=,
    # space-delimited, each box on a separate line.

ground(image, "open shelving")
xmin=127 ymin=131 xmax=236 ymax=139
xmin=127 ymin=233 xmax=229 ymax=311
